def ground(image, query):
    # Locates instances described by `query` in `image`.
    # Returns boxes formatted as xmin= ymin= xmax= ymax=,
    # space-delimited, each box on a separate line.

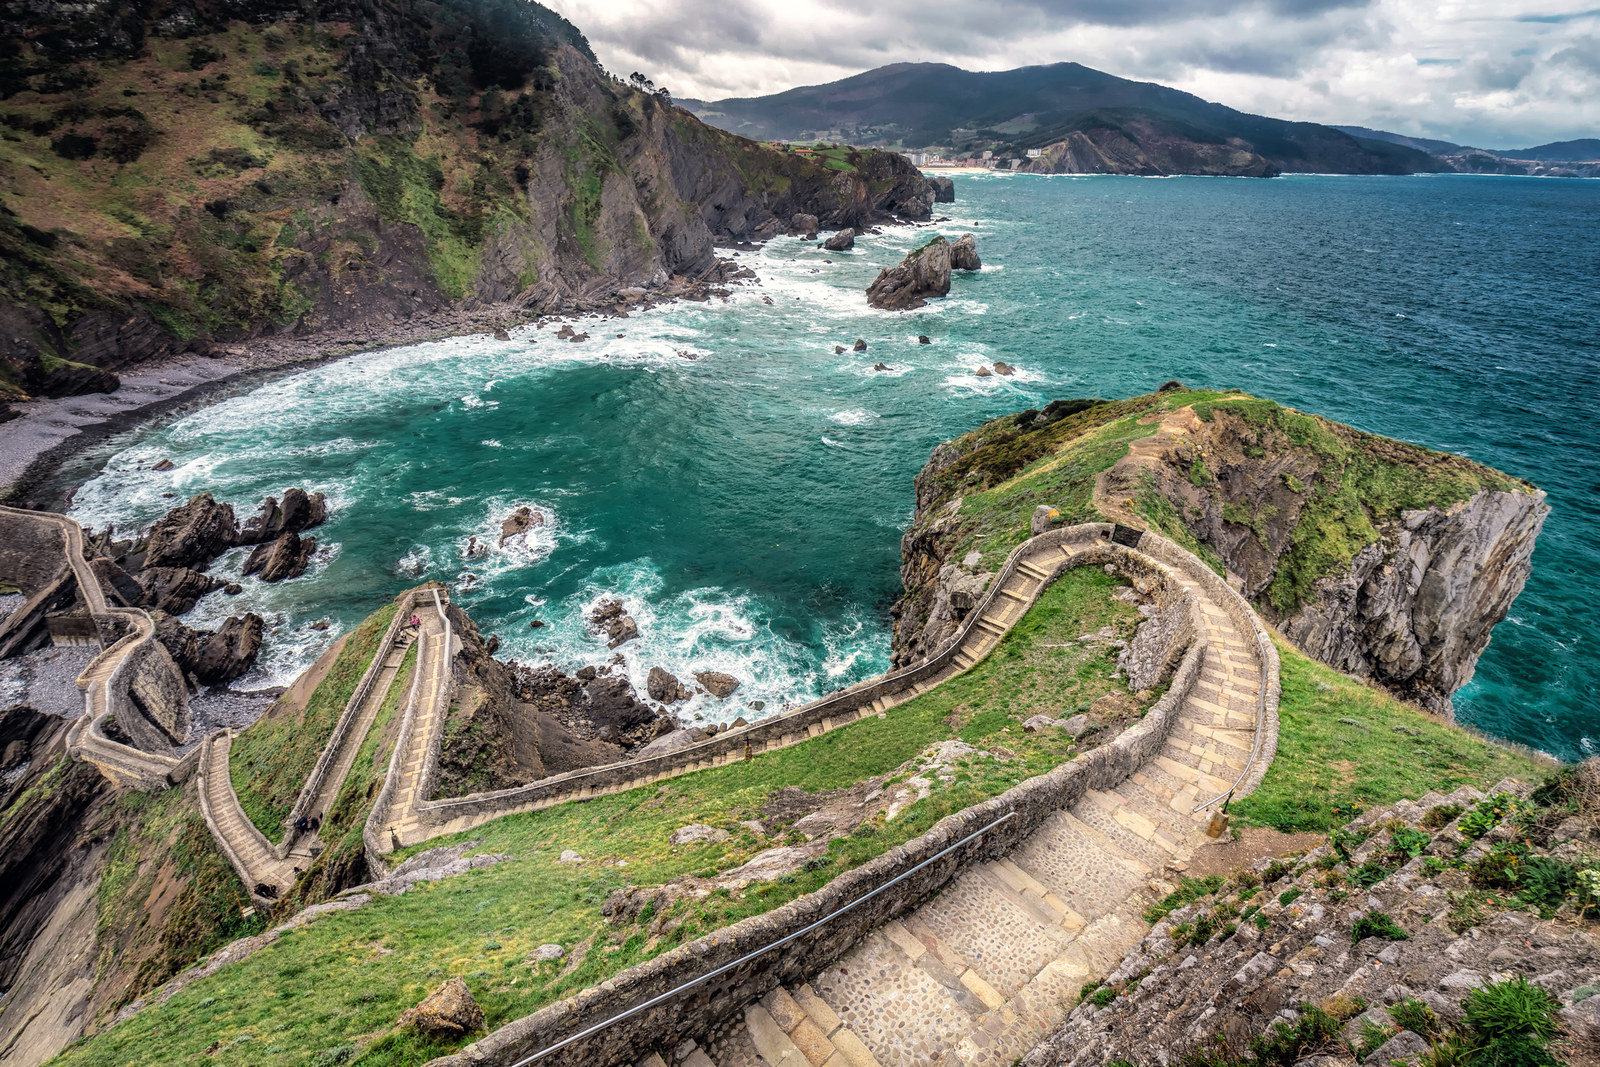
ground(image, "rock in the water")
xmin=866 ymin=236 xmax=952 ymax=311
xmin=238 ymin=488 xmax=326 ymax=545
xmin=992 ymin=361 xmax=1015 ymax=375
xmin=873 ymin=362 xmax=891 ymax=371
xmin=918 ymin=335 xmax=932 ymax=345
xmin=929 ymin=176 xmax=956 ymax=203
xmin=588 ymin=599 xmax=640 ymax=648
xmin=833 ymin=345 xmax=846 ymax=354
xmin=242 ymin=532 xmax=315 ymax=582
xmin=143 ymin=493 xmax=239 ymax=569
xmin=492 ymin=328 xmax=511 ymax=341
xmin=151 ymin=458 xmax=176 ymax=472
xmin=975 ymin=365 xmax=993 ymax=377
xmin=950 ymin=232 xmax=981 ymax=271
xmin=669 ymin=823 xmax=731 ymax=846
xmin=647 ymin=666 xmax=690 ymax=703
xmin=852 ymin=338 xmax=868 ymax=352
xmin=159 ymin=613 xmax=264 ymax=686
xmin=823 ymin=228 xmax=856 ymax=251
xmin=498 ymin=505 xmax=545 ymax=546
xmin=137 ymin=567 xmax=221 ymax=615
xmin=694 ymin=670 xmax=741 ymax=699
xmin=791 ymin=213 xmax=819 ymax=238
xmin=223 ymin=583 xmax=242 ymax=595
xmin=398 ymin=977 xmax=483 ymax=1037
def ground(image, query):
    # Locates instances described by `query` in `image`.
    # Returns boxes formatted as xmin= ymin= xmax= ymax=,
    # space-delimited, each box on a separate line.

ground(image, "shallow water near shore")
xmin=68 ymin=173 xmax=1600 ymax=759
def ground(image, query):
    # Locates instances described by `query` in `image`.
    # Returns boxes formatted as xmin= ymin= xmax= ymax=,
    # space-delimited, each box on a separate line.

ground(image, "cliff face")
xmin=0 ymin=0 xmax=936 ymax=405
xmin=1024 ymin=115 xmax=1279 ymax=177
xmin=893 ymin=390 xmax=1547 ymax=717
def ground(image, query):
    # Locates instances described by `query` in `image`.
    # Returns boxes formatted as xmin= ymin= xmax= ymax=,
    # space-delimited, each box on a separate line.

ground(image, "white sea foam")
xmin=828 ymin=409 xmax=879 ymax=426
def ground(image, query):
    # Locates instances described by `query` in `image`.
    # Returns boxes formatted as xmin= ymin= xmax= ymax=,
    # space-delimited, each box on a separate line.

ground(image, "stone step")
xmin=811 ymin=930 xmax=980 ymax=1067
xmin=1111 ymin=778 xmax=1207 ymax=842
xmin=912 ymin=867 xmax=1075 ymax=998
xmin=1081 ymin=789 xmax=1186 ymax=857
xmin=1062 ymin=798 xmax=1174 ymax=872
xmin=999 ymin=587 xmax=1029 ymax=603
xmin=1016 ymin=561 xmax=1051 ymax=582
xmin=1009 ymin=811 xmax=1150 ymax=921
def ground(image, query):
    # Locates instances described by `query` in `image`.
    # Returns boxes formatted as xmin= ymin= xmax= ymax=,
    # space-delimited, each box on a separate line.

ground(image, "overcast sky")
xmin=546 ymin=0 xmax=1599 ymax=148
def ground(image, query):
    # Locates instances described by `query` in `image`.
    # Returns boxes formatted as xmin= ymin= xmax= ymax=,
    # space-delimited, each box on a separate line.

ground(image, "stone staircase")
xmin=196 ymin=730 xmax=300 ymax=903
xmin=647 ymin=558 xmax=1265 ymax=1067
xmin=378 ymin=608 xmax=452 ymax=849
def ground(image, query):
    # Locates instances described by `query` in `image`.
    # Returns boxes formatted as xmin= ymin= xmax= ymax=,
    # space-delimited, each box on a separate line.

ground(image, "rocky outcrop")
xmin=135 ymin=567 xmax=221 ymax=615
xmin=866 ymin=234 xmax=979 ymax=310
xmin=1024 ymin=116 xmax=1279 ymax=177
xmin=141 ymin=494 xmax=238 ymax=570
xmin=242 ymin=532 xmax=316 ymax=583
xmin=589 ymin=599 xmax=640 ymax=648
xmin=238 ymin=489 xmax=326 ymax=545
xmin=791 ymin=214 xmax=820 ymax=238
xmin=498 ymin=506 xmax=544 ymax=546
xmin=399 ymin=977 xmax=484 ymax=1037
xmin=929 ymin=176 xmax=956 ymax=203
xmin=647 ymin=666 xmax=691 ymax=704
xmin=156 ymin=613 xmax=264 ymax=686
xmin=823 ymin=229 xmax=856 ymax=251
xmin=694 ymin=670 xmax=741 ymax=699
xmin=1022 ymin=781 xmax=1599 ymax=1067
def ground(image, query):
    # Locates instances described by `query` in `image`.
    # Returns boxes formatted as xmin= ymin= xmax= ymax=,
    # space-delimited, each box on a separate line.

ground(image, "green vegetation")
xmin=54 ymin=569 xmax=1150 ymax=1067
xmin=1349 ymin=911 xmax=1408 ymax=942
xmin=1190 ymin=396 xmax=1528 ymax=612
xmin=92 ymin=783 xmax=264 ymax=1010
xmin=1229 ymin=638 xmax=1549 ymax=834
xmin=229 ymin=602 xmax=397 ymax=839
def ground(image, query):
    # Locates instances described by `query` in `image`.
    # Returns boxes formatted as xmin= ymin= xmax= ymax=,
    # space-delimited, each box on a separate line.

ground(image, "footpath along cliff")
xmin=894 ymin=386 xmax=1547 ymax=718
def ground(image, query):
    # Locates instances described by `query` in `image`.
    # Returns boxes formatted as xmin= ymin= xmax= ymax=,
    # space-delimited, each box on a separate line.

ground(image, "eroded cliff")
xmin=894 ymin=388 xmax=1547 ymax=717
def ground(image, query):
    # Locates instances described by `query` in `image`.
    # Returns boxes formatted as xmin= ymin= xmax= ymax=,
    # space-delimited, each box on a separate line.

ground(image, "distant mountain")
xmin=684 ymin=62 xmax=1446 ymax=176
xmin=1333 ymin=126 xmax=1467 ymax=155
xmin=1498 ymin=139 xmax=1600 ymax=162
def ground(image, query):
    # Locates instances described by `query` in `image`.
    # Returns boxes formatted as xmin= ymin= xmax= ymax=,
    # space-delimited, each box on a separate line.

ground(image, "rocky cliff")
xmin=0 ymin=0 xmax=937 ymax=408
xmin=893 ymin=389 xmax=1547 ymax=718
xmin=1024 ymin=113 xmax=1279 ymax=177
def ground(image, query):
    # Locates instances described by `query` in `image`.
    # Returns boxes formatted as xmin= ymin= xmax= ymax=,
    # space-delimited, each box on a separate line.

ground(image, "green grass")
xmin=229 ymin=603 xmax=397 ymax=839
xmin=1230 ymin=638 xmax=1550 ymax=833
xmin=52 ymin=568 xmax=1148 ymax=1067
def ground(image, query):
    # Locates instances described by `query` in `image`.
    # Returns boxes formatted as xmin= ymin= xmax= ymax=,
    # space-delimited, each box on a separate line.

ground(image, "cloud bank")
xmin=546 ymin=0 xmax=1599 ymax=149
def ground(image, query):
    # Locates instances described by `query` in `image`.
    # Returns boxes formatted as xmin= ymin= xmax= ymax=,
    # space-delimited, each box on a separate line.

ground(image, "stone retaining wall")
xmin=408 ymin=525 xmax=1141 ymax=833
xmin=425 ymin=546 xmax=1209 ymax=1067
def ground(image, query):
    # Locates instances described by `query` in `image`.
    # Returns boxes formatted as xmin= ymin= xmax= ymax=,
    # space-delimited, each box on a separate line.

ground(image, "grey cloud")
xmin=1550 ymin=35 xmax=1600 ymax=75
xmin=1469 ymin=55 xmax=1536 ymax=90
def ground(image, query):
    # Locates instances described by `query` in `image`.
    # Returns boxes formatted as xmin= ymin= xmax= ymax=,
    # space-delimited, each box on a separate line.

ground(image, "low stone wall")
xmin=425 ymin=552 xmax=1207 ymax=1067
xmin=1133 ymin=535 xmax=1282 ymax=801
xmin=278 ymin=587 xmax=427 ymax=859
xmin=409 ymin=525 xmax=1133 ymax=833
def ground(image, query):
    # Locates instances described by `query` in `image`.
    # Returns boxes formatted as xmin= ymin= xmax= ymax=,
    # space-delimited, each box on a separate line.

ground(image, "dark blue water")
xmin=72 ymin=173 xmax=1600 ymax=758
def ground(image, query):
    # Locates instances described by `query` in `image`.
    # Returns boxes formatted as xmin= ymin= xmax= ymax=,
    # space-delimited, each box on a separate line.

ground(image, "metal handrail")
xmin=514 ymin=810 xmax=1019 ymax=1066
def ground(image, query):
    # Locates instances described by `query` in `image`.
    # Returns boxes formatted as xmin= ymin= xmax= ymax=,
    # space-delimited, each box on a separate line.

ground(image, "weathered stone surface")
xmin=634 ymin=729 xmax=698 ymax=759
xmin=589 ymin=599 xmax=640 ymax=648
xmin=498 ymin=505 xmax=545 ymax=546
xmin=929 ymin=176 xmax=956 ymax=203
xmin=242 ymin=532 xmax=315 ymax=583
xmin=866 ymin=236 xmax=952 ymax=311
xmin=531 ymin=944 xmax=565 ymax=962
xmin=558 ymin=850 xmax=582 ymax=863
xmin=136 ymin=567 xmax=221 ymax=615
xmin=792 ymin=213 xmax=820 ymax=238
xmin=142 ymin=493 xmax=237 ymax=570
xmin=647 ymin=666 xmax=690 ymax=703
xmin=695 ymin=671 xmax=741 ymax=699
xmin=398 ymin=977 xmax=484 ymax=1037
xmin=992 ymin=360 xmax=1014 ymax=375
xmin=2 ymin=739 xmax=29 ymax=769
xmin=159 ymin=613 xmax=263 ymax=686
xmin=238 ymin=488 xmax=326 ymax=545
xmin=823 ymin=228 xmax=855 ymax=251
xmin=669 ymin=824 xmax=731 ymax=846
xmin=975 ymin=365 xmax=993 ymax=377
xmin=950 ymin=232 xmax=981 ymax=271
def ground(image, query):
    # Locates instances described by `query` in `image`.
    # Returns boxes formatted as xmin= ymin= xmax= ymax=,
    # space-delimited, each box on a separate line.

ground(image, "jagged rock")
xmin=492 ymin=328 xmax=511 ymax=341
xmin=89 ymin=557 xmax=145 ymax=607
xmin=852 ymin=338 xmax=868 ymax=352
xmin=588 ymin=599 xmax=639 ymax=648
xmin=647 ymin=666 xmax=690 ymax=703
xmin=929 ymin=176 xmax=956 ymax=203
xmin=833 ymin=345 xmax=846 ymax=354
xmin=918 ymin=335 xmax=932 ymax=344
xmin=158 ymin=613 xmax=263 ymax=685
xmin=694 ymin=671 xmax=741 ymax=699
xmin=223 ymin=583 xmax=242 ymax=595
xmin=866 ymin=236 xmax=952 ymax=311
xmin=498 ymin=506 xmax=545 ymax=546
xmin=950 ymin=232 xmax=981 ymax=271
xmin=992 ymin=361 xmax=1014 ymax=375
xmin=242 ymin=532 xmax=315 ymax=582
xmin=1031 ymin=505 xmax=1063 ymax=537
xmin=136 ymin=567 xmax=221 ymax=615
xmin=791 ymin=213 xmax=819 ymax=237
xmin=975 ymin=365 xmax=993 ymax=377
xmin=669 ymin=824 xmax=731 ymax=846
xmin=823 ymin=228 xmax=856 ymax=251
xmin=873 ymin=362 xmax=891 ymax=371
xmin=634 ymin=729 xmax=698 ymax=759
xmin=151 ymin=459 xmax=175 ymax=472
xmin=398 ymin=977 xmax=483 ymax=1037
xmin=238 ymin=488 xmax=326 ymax=545
xmin=142 ymin=493 xmax=238 ymax=569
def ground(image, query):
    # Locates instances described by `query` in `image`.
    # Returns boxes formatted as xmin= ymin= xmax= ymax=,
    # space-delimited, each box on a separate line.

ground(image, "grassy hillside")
xmin=50 ymin=567 xmax=1155 ymax=1067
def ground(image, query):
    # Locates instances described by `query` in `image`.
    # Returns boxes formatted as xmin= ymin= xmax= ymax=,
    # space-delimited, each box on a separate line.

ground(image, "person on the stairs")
xmin=294 ymin=814 xmax=310 ymax=835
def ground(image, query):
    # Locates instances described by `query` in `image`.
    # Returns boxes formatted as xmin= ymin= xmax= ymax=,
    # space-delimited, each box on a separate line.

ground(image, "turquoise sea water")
xmin=68 ymin=173 xmax=1600 ymax=759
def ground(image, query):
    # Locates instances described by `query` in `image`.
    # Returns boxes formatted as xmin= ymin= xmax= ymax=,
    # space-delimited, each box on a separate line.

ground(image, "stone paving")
xmin=654 ymin=543 xmax=1272 ymax=1067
